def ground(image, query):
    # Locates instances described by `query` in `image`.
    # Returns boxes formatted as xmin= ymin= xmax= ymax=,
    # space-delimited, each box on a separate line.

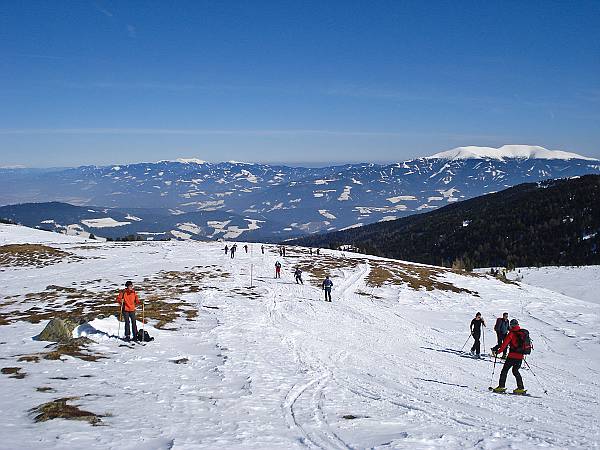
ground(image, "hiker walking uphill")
xmin=244 ymin=244 xmax=248 ymax=253
xmin=294 ymin=268 xmax=303 ymax=284
xmin=470 ymin=312 xmax=486 ymax=357
xmin=261 ymin=245 xmax=265 ymax=254
xmin=116 ymin=281 xmax=141 ymax=342
xmin=275 ymin=261 xmax=282 ymax=278
xmin=230 ymin=243 xmax=237 ymax=259
xmin=492 ymin=312 xmax=510 ymax=358
xmin=224 ymin=245 xmax=229 ymax=255
xmin=491 ymin=318 xmax=532 ymax=395
xmin=322 ymin=276 xmax=333 ymax=302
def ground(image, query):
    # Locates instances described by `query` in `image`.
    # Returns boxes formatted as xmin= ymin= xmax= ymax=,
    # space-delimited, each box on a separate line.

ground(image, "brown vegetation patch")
xmin=36 ymin=387 xmax=56 ymax=393
xmin=43 ymin=337 xmax=104 ymax=362
xmin=17 ymin=337 xmax=104 ymax=363
xmin=294 ymin=255 xmax=366 ymax=287
xmin=1 ymin=366 xmax=26 ymax=379
xmin=0 ymin=266 xmax=229 ymax=330
xmin=0 ymin=244 xmax=83 ymax=268
xmin=366 ymin=261 xmax=479 ymax=296
xmin=30 ymin=397 xmax=103 ymax=425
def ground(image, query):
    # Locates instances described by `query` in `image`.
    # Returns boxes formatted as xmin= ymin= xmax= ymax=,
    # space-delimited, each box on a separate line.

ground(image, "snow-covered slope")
xmin=509 ymin=265 xmax=600 ymax=306
xmin=0 ymin=223 xmax=599 ymax=448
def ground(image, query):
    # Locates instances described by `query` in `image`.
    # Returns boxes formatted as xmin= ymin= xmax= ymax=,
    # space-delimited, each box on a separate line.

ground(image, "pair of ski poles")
xmin=488 ymin=355 xmax=548 ymax=395
xmin=460 ymin=329 xmax=485 ymax=352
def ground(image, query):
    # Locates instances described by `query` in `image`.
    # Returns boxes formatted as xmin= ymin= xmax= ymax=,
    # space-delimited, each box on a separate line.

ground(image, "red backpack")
xmin=512 ymin=329 xmax=533 ymax=355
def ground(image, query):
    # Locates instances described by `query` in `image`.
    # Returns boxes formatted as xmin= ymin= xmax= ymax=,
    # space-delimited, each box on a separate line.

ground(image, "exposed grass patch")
xmin=295 ymin=255 xmax=365 ymax=287
xmin=0 ymin=266 xmax=229 ymax=330
xmin=36 ymin=387 xmax=56 ymax=393
xmin=366 ymin=261 xmax=479 ymax=296
xmin=30 ymin=397 xmax=103 ymax=425
xmin=1 ymin=366 xmax=26 ymax=379
xmin=0 ymin=244 xmax=82 ymax=268
xmin=16 ymin=337 xmax=104 ymax=363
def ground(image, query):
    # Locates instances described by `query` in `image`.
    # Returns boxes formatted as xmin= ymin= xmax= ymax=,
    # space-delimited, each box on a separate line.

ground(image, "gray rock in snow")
xmin=36 ymin=318 xmax=78 ymax=342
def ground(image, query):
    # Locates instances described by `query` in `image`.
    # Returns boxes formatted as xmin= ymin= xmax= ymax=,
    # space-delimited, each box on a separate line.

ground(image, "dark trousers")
xmin=124 ymin=311 xmax=138 ymax=339
xmin=275 ymin=270 xmax=280 ymax=278
xmin=471 ymin=333 xmax=481 ymax=354
xmin=495 ymin=332 xmax=508 ymax=356
xmin=324 ymin=288 xmax=332 ymax=302
xmin=230 ymin=251 xmax=235 ymax=259
xmin=499 ymin=358 xmax=524 ymax=389
xmin=295 ymin=276 xmax=303 ymax=284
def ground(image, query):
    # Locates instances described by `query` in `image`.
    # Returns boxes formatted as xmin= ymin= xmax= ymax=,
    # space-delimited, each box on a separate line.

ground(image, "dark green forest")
xmin=292 ymin=175 xmax=600 ymax=268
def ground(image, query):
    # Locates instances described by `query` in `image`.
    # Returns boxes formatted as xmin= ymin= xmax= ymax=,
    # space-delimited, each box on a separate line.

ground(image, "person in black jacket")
xmin=492 ymin=312 xmax=510 ymax=358
xmin=470 ymin=312 xmax=486 ymax=357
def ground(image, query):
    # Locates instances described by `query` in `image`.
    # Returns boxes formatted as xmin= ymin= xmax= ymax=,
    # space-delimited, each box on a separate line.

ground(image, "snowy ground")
xmin=1 ymin=224 xmax=599 ymax=449
xmin=507 ymin=266 xmax=600 ymax=306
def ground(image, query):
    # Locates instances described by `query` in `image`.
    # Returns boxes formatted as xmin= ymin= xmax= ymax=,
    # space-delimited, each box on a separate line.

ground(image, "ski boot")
xmin=492 ymin=386 xmax=507 ymax=393
xmin=513 ymin=388 xmax=527 ymax=395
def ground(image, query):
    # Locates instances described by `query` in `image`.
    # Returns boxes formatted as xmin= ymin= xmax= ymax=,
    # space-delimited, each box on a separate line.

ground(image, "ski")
xmin=488 ymin=387 xmax=542 ymax=398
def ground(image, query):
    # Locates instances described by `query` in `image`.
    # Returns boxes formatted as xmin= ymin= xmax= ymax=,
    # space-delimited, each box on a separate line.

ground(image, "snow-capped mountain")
xmin=1 ymin=145 xmax=599 ymax=241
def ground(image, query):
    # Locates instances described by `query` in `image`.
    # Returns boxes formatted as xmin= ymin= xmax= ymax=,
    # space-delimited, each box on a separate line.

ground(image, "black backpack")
xmin=512 ymin=329 xmax=533 ymax=355
xmin=136 ymin=329 xmax=154 ymax=342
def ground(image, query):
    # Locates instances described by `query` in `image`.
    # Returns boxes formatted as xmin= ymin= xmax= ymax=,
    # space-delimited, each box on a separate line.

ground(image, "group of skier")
xmin=467 ymin=311 xmax=533 ymax=395
xmin=116 ymin=240 xmax=539 ymax=395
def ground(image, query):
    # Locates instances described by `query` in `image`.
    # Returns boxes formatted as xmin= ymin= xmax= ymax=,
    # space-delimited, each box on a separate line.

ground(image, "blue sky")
xmin=1 ymin=0 xmax=599 ymax=167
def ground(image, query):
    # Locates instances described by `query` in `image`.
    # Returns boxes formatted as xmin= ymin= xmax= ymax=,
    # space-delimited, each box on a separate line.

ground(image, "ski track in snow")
xmin=0 ymin=224 xmax=599 ymax=449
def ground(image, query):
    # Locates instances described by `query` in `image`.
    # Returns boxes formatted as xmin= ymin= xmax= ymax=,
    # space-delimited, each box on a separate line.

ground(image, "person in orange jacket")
xmin=492 ymin=319 xmax=526 ymax=394
xmin=116 ymin=280 xmax=141 ymax=341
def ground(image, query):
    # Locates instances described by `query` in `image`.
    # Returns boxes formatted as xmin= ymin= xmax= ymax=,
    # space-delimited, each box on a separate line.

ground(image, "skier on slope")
xmin=230 ymin=243 xmax=237 ymax=259
xmin=275 ymin=261 xmax=282 ymax=278
xmin=322 ymin=276 xmax=333 ymax=302
xmin=261 ymin=245 xmax=265 ymax=254
xmin=244 ymin=244 xmax=248 ymax=253
xmin=470 ymin=312 xmax=486 ymax=358
xmin=294 ymin=268 xmax=303 ymax=284
xmin=492 ymin=312 xmax=510 ymax=358
xmin=492 ymin=318 xmax=527 ymax=394
xmin=224 ymin=245 xmax=229 ymax=255
xmin=116 ymin=281 xmax=141 ymax=342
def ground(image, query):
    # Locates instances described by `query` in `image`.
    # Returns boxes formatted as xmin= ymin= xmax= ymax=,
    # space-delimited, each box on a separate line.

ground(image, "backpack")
xmin=512 ymin=329 xmax=533 ymax=355
xmin=136 ymin=329 xmax=154 ymax=342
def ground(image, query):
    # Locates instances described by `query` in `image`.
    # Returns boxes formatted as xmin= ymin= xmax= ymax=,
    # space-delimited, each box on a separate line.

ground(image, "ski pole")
xmin=117 ymin=300 xmax=123 ymax=338
xmin=482 ymin=328 xmax=486 ymax=355
xmin=523 ymin=359 xmax=548 ymax=395
xmin=489 ymin=353 xmax=498 ymax=387
xmin=460 ymin=333 xmax=472 ymax=351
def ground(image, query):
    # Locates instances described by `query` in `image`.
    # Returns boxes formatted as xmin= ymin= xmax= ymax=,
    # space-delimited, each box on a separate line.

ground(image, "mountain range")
xmin=292 ymin=174 xmax=600 ymax=268
xmin=1 ymin=145 xmax=599 ymax=241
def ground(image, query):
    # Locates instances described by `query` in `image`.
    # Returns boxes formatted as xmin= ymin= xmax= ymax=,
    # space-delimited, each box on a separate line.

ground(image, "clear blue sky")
xmin=1 ymin=0 xmax=599 ymax=167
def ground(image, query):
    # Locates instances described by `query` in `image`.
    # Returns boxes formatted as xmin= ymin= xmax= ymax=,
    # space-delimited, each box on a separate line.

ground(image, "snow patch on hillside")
xmin=387 ymin=195 xmax=417 ymax=203
xmin=337 ymin=186 xmax=352 ymax=201
xmin=318 ymin=209 xmax=337 ymax=220
xmin=81 ymin=218 xmax=131 ymax=228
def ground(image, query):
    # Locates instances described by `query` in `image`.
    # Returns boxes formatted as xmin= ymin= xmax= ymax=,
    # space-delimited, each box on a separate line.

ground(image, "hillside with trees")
xmin=292 ymin=175 xmax=600 ymax=268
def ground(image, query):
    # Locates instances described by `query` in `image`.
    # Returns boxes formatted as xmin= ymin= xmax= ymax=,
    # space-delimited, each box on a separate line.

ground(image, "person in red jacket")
xmin=116 ymin=281 xmax=141 ymax=341
xmin=492 ymin=318 xmax=526 ymax=394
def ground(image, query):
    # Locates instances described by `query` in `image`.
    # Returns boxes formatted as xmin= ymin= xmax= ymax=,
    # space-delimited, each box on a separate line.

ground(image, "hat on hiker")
xmin=510 ymin=318 xmax=519 ymax=327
